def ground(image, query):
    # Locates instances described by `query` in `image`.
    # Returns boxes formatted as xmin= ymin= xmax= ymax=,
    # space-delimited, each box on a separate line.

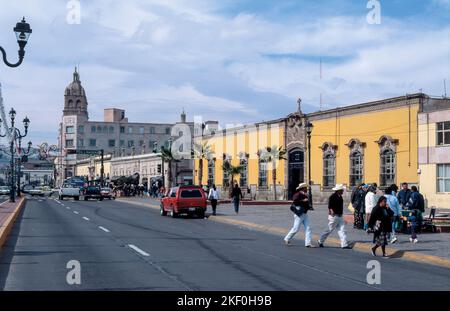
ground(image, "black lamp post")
xmin=0 ymin=17 xmax=32 ymax=68
xmin=0 ymin=108 xmax=30 ymax=202
xmin=16 ymin=139 xmax=32 ymax=197
xmin=305 ymin=120 xmax=314 ymax=209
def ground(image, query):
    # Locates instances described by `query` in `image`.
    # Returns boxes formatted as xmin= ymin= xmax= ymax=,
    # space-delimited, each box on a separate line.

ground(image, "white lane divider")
xmin=66 ymin=207 xmax=71 ymax=210
xmin=98 ymin=226 xmax=110 ymax=233
xmin=83 ymin=217 xmax=90 ymax=221
xmin=73 ymin=211 xmax=79 ymax=215
xmin=128 ymin=244 xmax=150 ymax=257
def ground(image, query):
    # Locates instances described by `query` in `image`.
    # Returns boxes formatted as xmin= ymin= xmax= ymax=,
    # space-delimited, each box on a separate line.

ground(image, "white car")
xmin=59 ymin=184 xmax=81 ymax=200
xmin=0 ymin=186 xmax=10 ymax=195
xmin=29 ymin=187 xmax=45 ymax=196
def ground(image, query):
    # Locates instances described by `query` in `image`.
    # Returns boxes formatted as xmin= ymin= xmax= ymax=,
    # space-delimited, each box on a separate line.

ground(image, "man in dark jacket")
xmin=397 ymin=183 xmax=411 ymax=209
xmin=318 ymin=184 xmax=351 ymax=249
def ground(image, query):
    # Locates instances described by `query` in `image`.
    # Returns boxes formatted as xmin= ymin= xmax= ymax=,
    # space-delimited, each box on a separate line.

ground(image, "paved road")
xmin=0 ymin=197 xmax=449 ymax=290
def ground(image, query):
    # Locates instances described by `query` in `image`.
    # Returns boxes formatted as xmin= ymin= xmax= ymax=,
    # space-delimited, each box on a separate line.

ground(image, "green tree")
xmin=192 ymin=141 xmax=213 ymax=186
xmin=159 ymin=146 xmax=180 ymax=189
xmin=222 ymin=160 xmax=245 ymax=194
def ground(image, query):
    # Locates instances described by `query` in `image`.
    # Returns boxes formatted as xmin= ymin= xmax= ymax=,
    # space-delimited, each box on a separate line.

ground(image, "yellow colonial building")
xmin=194 ymin=94 xmax=449 ymax=203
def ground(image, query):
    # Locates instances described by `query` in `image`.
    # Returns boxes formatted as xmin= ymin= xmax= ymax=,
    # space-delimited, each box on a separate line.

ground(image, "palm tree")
xmin=260 ymin=145 xmax=287 ymax=200
xmin=159 ymin=146 xmax=179 ymax=189
xmin=192 ymin=141 xmax=213 ymax=186
xmin=222 ymin=161 xmax=245 ymax=194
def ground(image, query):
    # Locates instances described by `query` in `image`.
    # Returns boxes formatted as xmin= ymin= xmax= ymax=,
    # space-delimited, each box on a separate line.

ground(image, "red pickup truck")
xmin=160 ymin=186 xmax=207 ymax=218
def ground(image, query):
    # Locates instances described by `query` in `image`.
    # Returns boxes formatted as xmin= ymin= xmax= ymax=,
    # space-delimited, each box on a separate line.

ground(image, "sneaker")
xmin=391 ymin=237 xmax=398 ymax=244
xmin=409 ymin=237 xmax=413 ymax=243
xmin=317 ymin=241 xmax=324 ymax=248
xmin=382 ymin=254 xmax=390 ymax=259
xmin=371 ymin=247 xmax=377 ymax=257
xmin=413 ymin=238 xmax=418 ymax=244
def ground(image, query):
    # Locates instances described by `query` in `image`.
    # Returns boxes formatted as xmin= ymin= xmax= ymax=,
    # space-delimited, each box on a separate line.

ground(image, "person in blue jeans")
xmin=284 ymin=183 xmax=313 ymax=247
xmin=409 ymin=210 xmax=419 ymax=243
xmin=231 ymin=183 xmax=243 ymax=214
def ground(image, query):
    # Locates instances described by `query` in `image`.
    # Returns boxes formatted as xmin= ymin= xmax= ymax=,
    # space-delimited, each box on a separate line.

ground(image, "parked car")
xmin=29 ymin=186 xmax=45 ymax=197
xmin=59 ymin=184 xmax=80 ymax=200
xmin=22 ymin=185 xmax=34 ymax=194
xmin=84 ymin=185 xmax=103 ymax=201
xmin=0 ymin=186 xmax=10 ymax=195
xmin=160 ymin=186 xmax=207 ymax=218
xmin=100 ymin=188 xmax=115 ymax=200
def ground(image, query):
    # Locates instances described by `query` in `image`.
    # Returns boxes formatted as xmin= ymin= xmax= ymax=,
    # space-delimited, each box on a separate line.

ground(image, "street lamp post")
xmin=0 ymin=108 xmax=30 ymax=202
xmin=0 ymin=17 xmax=32 ymax=68
xmin=305 ymin=120 xmax=314 ymax=209
xmin=16 ymin=139 xmax=32 ymax=197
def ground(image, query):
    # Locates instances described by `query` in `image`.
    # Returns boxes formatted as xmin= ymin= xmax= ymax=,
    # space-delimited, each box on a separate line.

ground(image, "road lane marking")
xmin=73 ymin=211 xmax=79 ymax=215
xmin=83 ymin=217 xmax=90 ymax=221
xmin=66 ymin=207 xmax=71 ymax=210
xmin=98 ymin=226 xmax=110 ymax=232
xmin=128 ymin=244 xmax=150 ymax=257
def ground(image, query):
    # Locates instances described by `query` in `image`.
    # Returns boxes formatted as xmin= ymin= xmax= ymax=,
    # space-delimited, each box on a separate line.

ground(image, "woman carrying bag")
xmin=284 ymin=183 xmax=313 ymax=247
xmin=368 ymin=196 xmax=394 ymax=258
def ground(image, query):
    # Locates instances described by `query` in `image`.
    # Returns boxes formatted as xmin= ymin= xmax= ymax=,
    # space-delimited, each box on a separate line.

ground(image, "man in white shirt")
xmin=364 ymin=186 xmax=377 ymax=231
xmin=208 ymin=184 xmax=220 ymax=215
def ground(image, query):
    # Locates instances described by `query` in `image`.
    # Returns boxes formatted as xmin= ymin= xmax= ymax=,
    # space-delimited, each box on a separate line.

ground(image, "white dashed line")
xmin=98 ymin=226 xmax=110 ymax=233
xmin=128 ymin=244 xmax=150 ymax=257
xmin=82 ymin=217 xmax=90 ymax=221
xmin=66 ymin=207 xmax=70 ymax=210
xmin=73 ymin=211 xmax=79 ymax=215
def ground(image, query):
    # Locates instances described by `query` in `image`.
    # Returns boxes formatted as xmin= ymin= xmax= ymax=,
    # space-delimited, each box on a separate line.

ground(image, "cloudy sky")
xmin=0 ymin=0 xmax=449 ymax=145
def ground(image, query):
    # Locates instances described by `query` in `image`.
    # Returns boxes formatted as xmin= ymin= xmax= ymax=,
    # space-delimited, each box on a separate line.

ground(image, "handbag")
xmin=347 ymin=202 xmax=355 ymax=213
xmin=290 ymin=204 xmax=304 ymax=217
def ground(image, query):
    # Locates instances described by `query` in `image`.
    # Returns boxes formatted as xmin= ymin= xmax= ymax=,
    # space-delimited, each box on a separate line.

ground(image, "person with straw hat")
xmin=317 ymin=184 xmax=351 ymax=249
xmin=284 ymin=183 xmax=313 ymax=247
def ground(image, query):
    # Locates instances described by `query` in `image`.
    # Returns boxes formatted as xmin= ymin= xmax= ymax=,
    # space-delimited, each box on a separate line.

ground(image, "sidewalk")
xmin=120 ymin=197 xmax=450 ymax=267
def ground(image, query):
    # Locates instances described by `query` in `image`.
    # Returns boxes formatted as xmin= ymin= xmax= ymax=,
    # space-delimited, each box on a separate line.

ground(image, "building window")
xmin=165 ymin=127 xmax=171 ymax=135
xmin=128 ymin=140 xmax=134 ymax=148
xmin=109 ymin=126 xmax=114 ymax=133
xmin=378 ymin=136 xmax=397 ymax=187
xmin=89 ymin=139 xmax=96 ymax=147
xmin=66 ymin=139 xmax=74 ymax=148
xmin=437 ymin=164 xmax=450 ymax=193
xmin=149 ymin=140 xmax=156 ymax=150
xmin=207 ymin=159 xmax=215 ymax=186
xmin=139 ymin=140 xmax=144 ymax=146
xmin=66 ymin=126 xmax=74 ymax=134
xmin=77 ymin=139 xmax=84 ymax=147
xmin=103 ymin=125 xmax=108 ymax=133
xmin=120 ymin=140 xmax=125 ymax=147
xmin=97 ymin=126 xmax=102 ymax=133
xmin=323 ymin=154 xmax=335 ymax=187
xmin=349 ymin=151 xmax=364 ymax=187
xmin=258 ymin=159 xmax=268 ymax=188
xmin=120 ymin=126 xmax=125 ymax=134
xmin=150 ymin=127 xmax=155 ymax=134
xmin=128 ymin=127 xmax=133 ymax=134
xmin=108 ymin=140 xmax=116 ymax=147
xmin=78 ymin=125 xmax=84 ymax=133
xmin=380 ymin=150 xmax=396 ymax=187
xmin=239 ymin=158 xmax=248 ymax=187
xmin=223 ymin=159 xmax=231 ymax=188
xmin=140 ymin=127 xmax=145 ymax=134
xmin=91 ymin=126 xmax=96 ymax=133
xmin=321 ymin=142 xmax=337 ymax=188
xmin=157 ymin=164 xmax=162 ymax=174
xmin=437 ymin=121 xmax=450 ymax=146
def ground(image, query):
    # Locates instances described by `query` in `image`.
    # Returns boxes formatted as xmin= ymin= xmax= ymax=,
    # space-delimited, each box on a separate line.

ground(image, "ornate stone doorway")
xmin=288 ymin=149 xmax=304 ymax=199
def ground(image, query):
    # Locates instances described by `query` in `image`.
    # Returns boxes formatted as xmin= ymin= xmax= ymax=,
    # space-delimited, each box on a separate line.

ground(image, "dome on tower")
xmin=65 ymin=67 xmax=86 ymax=96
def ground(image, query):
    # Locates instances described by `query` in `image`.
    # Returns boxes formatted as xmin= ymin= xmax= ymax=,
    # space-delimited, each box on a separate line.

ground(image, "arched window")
xmin=258 ymin=158 xmax=268 ymax=188
xmin=239 ymin=153 xmax=249 ymax=187
xmin=207 ymin=158 xmax=215 ymax=186
xmin=378 ymin=136 xmax=397 ymax=187
xmin=222 ymin=154 xmax=231 ymax=188
xmin=347 ymin=139 xmax=365 ymax=187
xmin=322 ymin=142 xmax=337 ymax=187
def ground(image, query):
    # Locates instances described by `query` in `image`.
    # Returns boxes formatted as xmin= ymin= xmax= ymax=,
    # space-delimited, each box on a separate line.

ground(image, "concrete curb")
xmin=0 ymin=197 xmax=27 ymax=250
xmin=118 ymin=199 xmax=450 ymax=269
